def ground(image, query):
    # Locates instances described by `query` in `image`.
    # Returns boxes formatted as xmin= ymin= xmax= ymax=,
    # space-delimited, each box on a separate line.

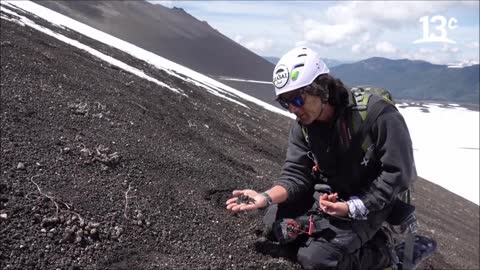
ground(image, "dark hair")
xmin=304 ymin=74 xmax=349 ymax=106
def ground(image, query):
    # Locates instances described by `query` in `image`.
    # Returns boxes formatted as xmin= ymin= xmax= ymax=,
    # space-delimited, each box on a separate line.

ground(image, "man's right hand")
xmin=225 ymin=189 xmax=267 ymax=212
xmin=319 ymin=193 xmax=349 ymax=217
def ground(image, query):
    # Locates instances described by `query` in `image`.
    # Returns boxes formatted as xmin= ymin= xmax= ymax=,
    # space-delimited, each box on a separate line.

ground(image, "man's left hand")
xmin=319 ymin=193 xmax=349 ymax=217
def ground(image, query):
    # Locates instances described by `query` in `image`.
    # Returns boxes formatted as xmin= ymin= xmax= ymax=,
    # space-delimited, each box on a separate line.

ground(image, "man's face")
xmin=278 ymin=90 xmax=326 ymax=125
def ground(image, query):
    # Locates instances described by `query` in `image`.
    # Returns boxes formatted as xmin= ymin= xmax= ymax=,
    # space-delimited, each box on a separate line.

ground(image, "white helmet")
xmin=272 ymin=47 xmax=329 ymax=96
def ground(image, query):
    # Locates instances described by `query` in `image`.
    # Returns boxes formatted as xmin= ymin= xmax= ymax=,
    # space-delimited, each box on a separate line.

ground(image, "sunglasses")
xmin=277 ymin=91 xmax=305 ymax=109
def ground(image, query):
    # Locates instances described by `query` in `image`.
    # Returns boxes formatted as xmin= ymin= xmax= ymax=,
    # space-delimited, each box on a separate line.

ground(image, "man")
xmin=225 ymin=47 xmax=416 ymax=269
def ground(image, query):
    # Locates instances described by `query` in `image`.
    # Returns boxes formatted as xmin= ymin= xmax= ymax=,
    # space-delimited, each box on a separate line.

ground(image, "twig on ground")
xmin=236 ymin=123 xmax=247 ymax=135
xmin=28 ymin=175 xmax=86 ymax=224
xmin=132 ymin=101 xmax=148 ymax=112
xmin=124 ymin=183 xmax=136 ymax=219
xmin=30 ymin=174 xmax=60 ymax=216
xmin=62 ymin=202 xmax=72 ymax=210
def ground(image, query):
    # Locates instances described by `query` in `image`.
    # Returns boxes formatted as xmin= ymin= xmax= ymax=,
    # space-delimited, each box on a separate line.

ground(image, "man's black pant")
xmin=262 ymin=196 xmax=393 ymax=270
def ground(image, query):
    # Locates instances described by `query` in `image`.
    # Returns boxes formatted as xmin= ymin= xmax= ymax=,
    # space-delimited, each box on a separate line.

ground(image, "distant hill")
xmin=331 ymin=57 xmax=480 ymax=104
xmin=33 ymin=0 xmax=274 ymax=81
xmin=264 ymin=56 xmax=348 ymax=68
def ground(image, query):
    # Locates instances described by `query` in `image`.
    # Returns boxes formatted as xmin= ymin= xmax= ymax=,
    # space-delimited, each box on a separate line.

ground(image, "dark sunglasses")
xmin=277 ymin=92 xmax=305 ymax=109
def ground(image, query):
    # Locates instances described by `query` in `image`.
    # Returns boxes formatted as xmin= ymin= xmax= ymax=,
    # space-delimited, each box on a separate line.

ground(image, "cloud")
xmin=375 ymin=41 xmax=397 ymax=54
xmin=304 ymin=20 xmax=366 ymax=46
xmin=151 ymin=1 xmax=478 ymax=63
xmin=326 ymin=1 xmax=456 ymax=27
xmin=465 ymin=41 xmax=480 ymax=49
xmin=302 ymin=1 xmax=468 ymax=47
xmin=441 ymin=44 xmax=461 ymax=54
xmin=351 ymin=44 xmax=362 ymax=54
xmin=351 ymin=41 xmax=398 ymax=55
xmin=350 ymin=41 xmax=467 ymax=64
xmin=301 ymin=15 xmax=370 ymax=47
xmin=234 ymin=35 xmax=273 ymax=54
xmin=400 ymin=45 xmax=468 ymax=65
xmin=294 ymin=40 xmax=311 ymax=48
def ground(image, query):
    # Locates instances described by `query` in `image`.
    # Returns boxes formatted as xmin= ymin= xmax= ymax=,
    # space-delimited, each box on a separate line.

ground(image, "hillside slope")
xmin=33 ymin=0 xmax=274 ymax=81
xmin=1 ymin=4 xmax=479 ymax=270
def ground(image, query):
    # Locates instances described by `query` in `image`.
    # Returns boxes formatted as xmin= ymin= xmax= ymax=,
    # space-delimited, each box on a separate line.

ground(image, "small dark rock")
xmin=236 ymin=195 xmax=256 ymax=204
xmin=61 ymin=229 xmax=75 ymax=244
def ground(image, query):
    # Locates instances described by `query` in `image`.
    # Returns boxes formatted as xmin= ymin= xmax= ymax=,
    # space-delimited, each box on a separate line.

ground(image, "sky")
xmin=154 ymin=1 xmax=480 ymax=66
xmin=2 ymin=1 xmax=479 ymax=204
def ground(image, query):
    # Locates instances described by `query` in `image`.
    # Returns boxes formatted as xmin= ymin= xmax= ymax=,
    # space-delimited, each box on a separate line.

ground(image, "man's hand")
xmin=226 ymin=189 xmax=267 ymax=212
xmin=319 ymin=193 xmax=349 ymax=217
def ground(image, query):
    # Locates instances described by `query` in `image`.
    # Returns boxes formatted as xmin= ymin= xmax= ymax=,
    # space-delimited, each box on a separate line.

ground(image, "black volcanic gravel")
xmin=1 ymin=8 xmax=479 ymax=270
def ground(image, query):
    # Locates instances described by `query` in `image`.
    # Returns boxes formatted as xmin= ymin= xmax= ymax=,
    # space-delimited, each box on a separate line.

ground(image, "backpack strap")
xmin=301 ymin=126 xmax=322 ymax=177
xmin=351 ymin=87 xmax=370 ymax=122
xmin=301 ymin=126 xmax=309 ymax=144
xmin=349 ymin=96 xmax=392 ymax=154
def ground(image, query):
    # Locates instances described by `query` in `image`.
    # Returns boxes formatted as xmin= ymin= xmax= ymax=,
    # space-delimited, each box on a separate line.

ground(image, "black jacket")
xmin=274 ymin=92 xmax=416 ymax=239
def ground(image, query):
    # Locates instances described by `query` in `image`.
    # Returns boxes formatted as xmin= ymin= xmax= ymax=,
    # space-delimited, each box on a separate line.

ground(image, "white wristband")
xmin=346 ymin=196 xmax=369 ymax=220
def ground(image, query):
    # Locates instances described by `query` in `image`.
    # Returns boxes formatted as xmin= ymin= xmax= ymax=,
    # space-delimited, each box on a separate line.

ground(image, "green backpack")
xmin=351 ymin=85 xmax=395 ymax=120
xmin=350 ymin=85 xmax=396 ymax=151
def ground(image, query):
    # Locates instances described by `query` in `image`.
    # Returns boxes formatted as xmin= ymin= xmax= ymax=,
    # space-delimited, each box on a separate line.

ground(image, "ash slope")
xmin=32 ymin=0 xmax=274 ymax=81
xmin=1 ymin=9 xmax=479 ymax=270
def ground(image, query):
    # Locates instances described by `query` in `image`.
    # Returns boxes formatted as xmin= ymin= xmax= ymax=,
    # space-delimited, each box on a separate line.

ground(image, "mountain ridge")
xmin=331 ymin=57 xmax=479 ymax=104
xmin=263 ymin=56 xmax=350 ymax=68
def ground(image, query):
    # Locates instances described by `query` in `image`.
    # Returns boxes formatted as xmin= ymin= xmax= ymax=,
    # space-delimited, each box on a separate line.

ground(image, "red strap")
xmin=313 ymin=162 xmax=319 ymax=173
xmin=308 ymin=215 xmax=314 ymax=236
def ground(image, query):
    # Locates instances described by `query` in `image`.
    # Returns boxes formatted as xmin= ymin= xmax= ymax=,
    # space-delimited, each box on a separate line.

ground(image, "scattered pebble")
xmin=89 ymin=222 xmax=100 ymax=228
xmin=114 ymin=226 xmax=123 ymax=237
xmin=17 ymin=162 xmax=26 ymax=170
xmin=41 ymin=217 xmax=60 ymax=228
